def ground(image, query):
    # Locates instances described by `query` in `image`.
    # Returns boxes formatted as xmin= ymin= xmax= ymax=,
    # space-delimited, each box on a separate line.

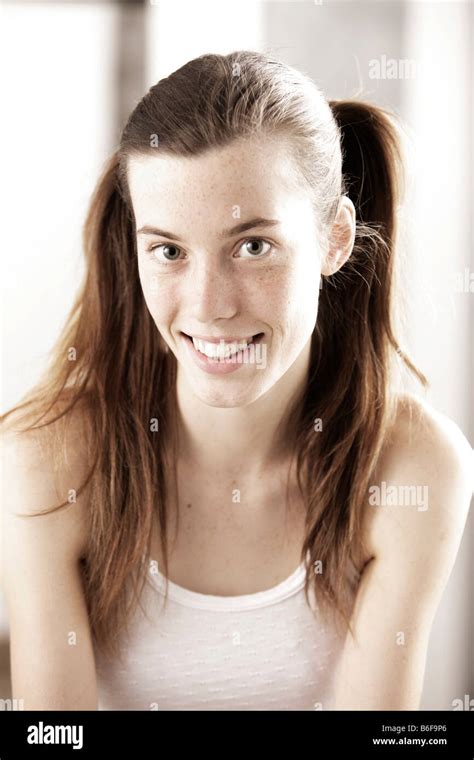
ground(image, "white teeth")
xmin=191 ymin=337 xmax=252 ymax=359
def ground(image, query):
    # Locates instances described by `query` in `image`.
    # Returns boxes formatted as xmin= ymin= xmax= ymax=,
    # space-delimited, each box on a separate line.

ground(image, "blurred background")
xmin=0 ymin=0 xmax=472 ymax=709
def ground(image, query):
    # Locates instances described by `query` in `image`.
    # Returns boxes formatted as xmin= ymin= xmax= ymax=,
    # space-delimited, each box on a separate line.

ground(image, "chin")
xmin=191 ymin=380 xmax=268 ymax=409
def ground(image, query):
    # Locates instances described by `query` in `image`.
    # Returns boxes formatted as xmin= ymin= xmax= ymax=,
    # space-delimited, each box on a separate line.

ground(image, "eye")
xmin=147 ymin=243 xmax=184 ymax=263
xmin=145 ymin=237 xmax=273 ymax=263
xmin=237 ymin=238 xmax=273 ymax=259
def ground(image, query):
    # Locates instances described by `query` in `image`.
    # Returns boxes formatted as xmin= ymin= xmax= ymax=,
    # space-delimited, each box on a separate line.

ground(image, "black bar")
xmin=0 ymin=710 xmax=473 ymax=758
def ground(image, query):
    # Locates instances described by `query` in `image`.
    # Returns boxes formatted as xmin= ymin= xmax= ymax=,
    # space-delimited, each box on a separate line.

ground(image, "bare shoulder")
xmin=1 ymin=393 xmax=98 ymax=709
xmin=384 ymin=391 xmax=472 ymax=471
xmin=333 ymin=392 xmax=473 ymax=709
xmin=1 ymin=393 xmax=94 ymax=563
xmin=364 ymin=391 xmax=473 ymax=583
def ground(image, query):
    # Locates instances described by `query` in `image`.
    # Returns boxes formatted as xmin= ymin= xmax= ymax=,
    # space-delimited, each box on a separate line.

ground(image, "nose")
xmin=188 ymin=256 xmax=239 ymax=323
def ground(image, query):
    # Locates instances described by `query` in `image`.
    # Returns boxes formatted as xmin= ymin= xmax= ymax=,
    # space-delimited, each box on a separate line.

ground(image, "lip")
xmin=180 ymin=331 xmax=264 ymax=375
xmin=181 ymin=333 xmax=255 ymax=343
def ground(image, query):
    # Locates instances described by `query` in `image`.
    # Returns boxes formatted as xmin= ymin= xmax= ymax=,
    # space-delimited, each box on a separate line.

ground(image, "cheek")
xmin=273 ymin=260 xmax=321 ymax=340
xmin=137 ymin=263 xmax=178 ymax=325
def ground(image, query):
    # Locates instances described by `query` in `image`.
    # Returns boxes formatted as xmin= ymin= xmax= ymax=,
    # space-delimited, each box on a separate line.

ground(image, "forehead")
xmin=126 ymin=135 xmax=308 ymax=225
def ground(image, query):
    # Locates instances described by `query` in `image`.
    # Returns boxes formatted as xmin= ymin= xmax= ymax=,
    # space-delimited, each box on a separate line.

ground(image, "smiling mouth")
xmin=181 ymin=332 xmax=264 ymax=360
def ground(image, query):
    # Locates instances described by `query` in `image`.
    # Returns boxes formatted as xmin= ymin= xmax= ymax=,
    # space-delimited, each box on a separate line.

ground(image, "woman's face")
xmin=127 ymin=135 xmax=326 ymax=407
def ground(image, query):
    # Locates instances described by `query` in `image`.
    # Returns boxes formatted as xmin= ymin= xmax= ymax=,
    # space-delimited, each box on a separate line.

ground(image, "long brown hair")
xmin=1 ymin=50 xmax=427 ymax=659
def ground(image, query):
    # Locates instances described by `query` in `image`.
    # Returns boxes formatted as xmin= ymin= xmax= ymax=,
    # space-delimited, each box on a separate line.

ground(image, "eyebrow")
xmin=136 ymin=217 xmax=281 ymax=242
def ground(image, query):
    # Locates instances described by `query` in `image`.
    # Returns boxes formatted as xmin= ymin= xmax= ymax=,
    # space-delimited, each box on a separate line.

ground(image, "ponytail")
xmin=313 ymin=99 xmax=427 ymax=392
xmin=2 ymin=150 xmax=176 ymax=661
xmin=329 ymin=100 xmax=403 ymax=235
xmin=300 ymin=100 xmax=427 ymax=630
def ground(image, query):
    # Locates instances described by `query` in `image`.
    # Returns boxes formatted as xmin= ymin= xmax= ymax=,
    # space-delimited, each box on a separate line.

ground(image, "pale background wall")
xmin=1 ymin=0 xmax=472 ymax=709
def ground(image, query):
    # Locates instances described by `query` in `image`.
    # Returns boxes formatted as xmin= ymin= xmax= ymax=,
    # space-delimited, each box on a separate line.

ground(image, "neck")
xmin=174 ymin=339 xmax=311 ymax=478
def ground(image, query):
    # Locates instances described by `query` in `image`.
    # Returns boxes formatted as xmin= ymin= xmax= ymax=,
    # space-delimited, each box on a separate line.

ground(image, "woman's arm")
xmin=1 ymin=409 xmax=97 ymax=710
xmin=332 ymin=395 xmax=473 ymax=710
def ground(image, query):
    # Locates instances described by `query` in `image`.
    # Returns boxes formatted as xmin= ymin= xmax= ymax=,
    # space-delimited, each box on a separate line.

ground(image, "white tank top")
xmin=95 ymin=552 xmax=361 ymax=711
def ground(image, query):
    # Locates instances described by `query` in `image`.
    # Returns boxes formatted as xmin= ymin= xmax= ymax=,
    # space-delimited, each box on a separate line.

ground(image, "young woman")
xmin=1 ymin=50 xmax=472 ymax=711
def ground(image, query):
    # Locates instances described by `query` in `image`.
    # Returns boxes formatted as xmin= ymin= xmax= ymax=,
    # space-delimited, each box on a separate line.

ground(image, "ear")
xmin=321 ymin=196 xmax=356 ymax=276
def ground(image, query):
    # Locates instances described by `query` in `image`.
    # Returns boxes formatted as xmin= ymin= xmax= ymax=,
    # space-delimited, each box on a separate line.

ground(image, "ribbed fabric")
xmin=95 ymin=552 xmax=361 ymax=711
